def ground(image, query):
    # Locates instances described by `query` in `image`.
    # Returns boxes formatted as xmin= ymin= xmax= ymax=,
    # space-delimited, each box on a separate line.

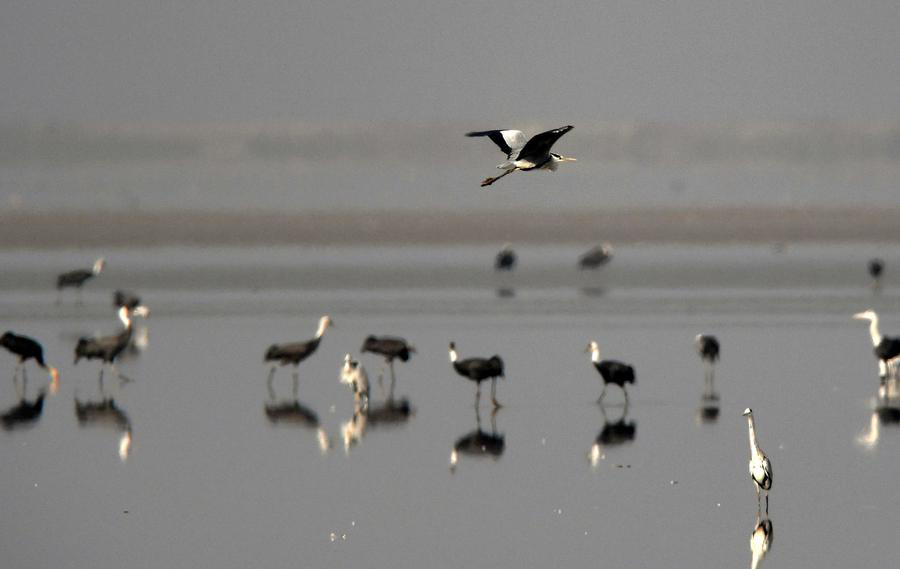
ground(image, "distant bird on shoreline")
xmin=56 ymin=257 xmax=105 ymax=304
xmin=1 ymin=332 xmax=60 ymax=394
xmin=868 ymin=258 xmax=884 ymax=288
xmin=467 ymin=125 xmax=576 ymax=187
xmin=743 ymin=408 xmax=773 ymax=513
xmin=449 ymin=342 xmax=504 ymax=408
xmin=586 ymin=341 xmax=635 ymax=403
xmin=495 ymin=244 xmax=517 ymax=271
xmin=695 ymin=334 xmax=720 ymax=396
xmin=265 ymin=315 xmax=333 ymax=396
xmin=853 ymin=310 xmax=900 ymax=382
xmin=578 ymin=244 xmax=613 ymax=269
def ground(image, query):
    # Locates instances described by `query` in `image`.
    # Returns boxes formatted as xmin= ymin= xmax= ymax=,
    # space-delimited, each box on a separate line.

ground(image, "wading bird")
xmin=743 ymin=408 xmax=773 ymax=513
xmin=466 ymin=125 xmax=575 ymax=187
xmin=265 ymin=315 xmax=333 ymax=397
xmin=0 ymin=332 xmax=59 ymax=393
xmin=695 ymin=334 xmax=720 ymax=396
xmin=449 ymin=342 xmax=504 ymax=408
xmin=868 ymin=258 xmax=884 ymax=287
xmin=74 ymin=305 xmax=149 ymax=383
xmin=361 ymin=335 xmax=414 ymax=397
xmin=578 ymin=244 xmax=613 ymax=269
xmin=340 ymin=353 xmax=369 ymax=407
xmin=56 ymin=257 xmax=105 ymax=304
xmin=495 ymin=244 xmax=516 ymax=271
xmin=853 ymin=310 xmax=900 ymax=381
xmin=585 ymin=341 xmax=635 ymax=403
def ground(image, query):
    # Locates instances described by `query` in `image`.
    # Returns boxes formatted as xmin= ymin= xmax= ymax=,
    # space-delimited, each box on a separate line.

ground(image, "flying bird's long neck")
xmin=747 ymin=415 xmax=762 ymax=458
xmin=868 ymin=317 xmax=882 ymax=347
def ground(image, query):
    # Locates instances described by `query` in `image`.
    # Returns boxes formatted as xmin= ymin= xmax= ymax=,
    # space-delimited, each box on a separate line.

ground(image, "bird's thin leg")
xmin=597 ymin=384 xmax=607 ymax=403
xmin=112 ymin=363 xmax=131 ymax=383
xmin=490 ymin=377 xmax=501 ymax=408
xmin=623 ymin=385 xmax=630 ymax=405
xmin=12 ymin=369 xmax=23 ymax=399
xmin=475 ymin=383 xmax=481 ymax=409
xmin=765 ymin=492 xmax=769 ymax=515
xmin=388 ymin=361 xmax=396 ymax=402
xmin=377 ymin=365 xmax=386 ymax=399
xmin=77 ymin=288 xmax=84 ymax=306
xmin=21 ymin=366 xmax=28 ymax=395
xmin=481 ymin=168 xmax=516 ymax=188
xmin=98 ymin=367 xmax=106 ymax=395
xmin=292 ymin=369 xmax=299 ymax=399
xmin=490 ymin=406 xmax=499 ymax=434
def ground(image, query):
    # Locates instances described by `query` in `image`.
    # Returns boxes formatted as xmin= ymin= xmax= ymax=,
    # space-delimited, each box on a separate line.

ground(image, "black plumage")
xmin=517 ymin=126 xmax=575 ymax=165
xmin=113 ymin=290 xmax=142 ymax=309
xmin=57 ymin=269 xmax=94 ymax=289
xmin=696 ymin=334 xmax=720 ymax=363
xmin=467 ymin=125 xmax=576 ymax=186
xmin=586 ymin=341 xmax=635 ymax=403
xmin=74 ymin=306 xmax=145 ymax=383
xmin=264 ymin=316 xmax=332 ymax=397
xmin=868 ymin=258 xmax=884 ymax=280
xmin=579 ymin=245 xmax=613 ymax=269
xmin=1 ymin=331 xmax=48 ymax=367
xmin=361 ymin=335 xmax=414 ymax=363
xmin=495 ymin=246 xmax=516 ymax=271
xmin=874 ymin=338 xmax=900 ymax=365
xmin=449 ymin=341 xmax=505 ymax=408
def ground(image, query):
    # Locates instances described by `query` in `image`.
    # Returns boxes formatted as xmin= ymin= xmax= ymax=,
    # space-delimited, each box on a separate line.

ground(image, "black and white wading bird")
xmin=264 ymin=315 xmax=333 ymax=397
xmin=466 ymin=125 xmax=576 ymax=187
xmin=578 ymin=244 xmax=613 ymax=269
xmin=56 ymin=257 xmax=105 ymax=304
xmin=868 ymin=258 xmax=884 ymax=287
xmin=1 ymin=332 xmax=60 ymax=394
xmin=495 ymin=244 xmax=517 ymax=271
xmin=695 ymin=334 xmax=720 ymax=397
xmin=853 ymin=310 xmax=900 ymax=382
xmin=750 ymin=512 xmax=774 ymax=569
xmin=449 ymin=342 xmax=504 ymax=408
xmin=585 ymin=341 xmax=635 ymax=403
xmin=361 ymin=335 xmax=414 ymax=398
xmin=340 ymin=353 xmax=369 ymax=408
xmin=74 ymin=305 xmax=149 ymax=383
xmin=743 ymin=408 xmax=773 ymax=513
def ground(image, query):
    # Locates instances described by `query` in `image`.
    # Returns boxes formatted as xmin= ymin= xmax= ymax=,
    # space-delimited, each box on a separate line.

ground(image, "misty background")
xmin=1 ymin=1 xmax=899 ymax=212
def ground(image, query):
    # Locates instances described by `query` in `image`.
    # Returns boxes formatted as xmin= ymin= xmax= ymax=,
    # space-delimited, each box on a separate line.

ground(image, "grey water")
xmin=1 ymin=242 xmax=899 ymax=568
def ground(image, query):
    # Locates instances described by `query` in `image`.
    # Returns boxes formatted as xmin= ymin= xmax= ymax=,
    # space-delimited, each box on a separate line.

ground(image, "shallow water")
xmin=1 ymin=243 xmax=899 ymax=568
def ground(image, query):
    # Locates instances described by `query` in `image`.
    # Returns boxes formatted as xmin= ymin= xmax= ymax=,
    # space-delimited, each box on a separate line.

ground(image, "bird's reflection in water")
xmin=341 ymin=396 xmax=414 ymax=453
xmin=450 ymin=407 xmax=504 ymax=471
xmin=495 ymin=287 xmax=515 ymax=299
xmin=264 ymin=395 xmax=330 ymax=453
xmin=857 ymin=396 xmax=900 ymax=450
xmin=579 ymin=286 xmax=608 ymax=298
xmin=589 ymin=401 xmax=636 ymax=467
xmin=696 ymin=394 xmax=720 ymax=425
xmin=74 ymin=394 xmax=133 ymax=462
xmin=750 ymin=512 xmax=774 ymax=569
xmin=2 ymin=389 xmax=47 ymax=430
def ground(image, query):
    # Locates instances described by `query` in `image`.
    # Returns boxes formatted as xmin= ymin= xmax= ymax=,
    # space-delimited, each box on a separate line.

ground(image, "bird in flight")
xmin=466 ymin=125 xmax=576 ymax=187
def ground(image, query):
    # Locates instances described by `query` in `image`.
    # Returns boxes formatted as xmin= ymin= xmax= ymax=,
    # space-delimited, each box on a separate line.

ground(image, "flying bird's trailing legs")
xmin=481 ymin=167 xmax=517 ymax=187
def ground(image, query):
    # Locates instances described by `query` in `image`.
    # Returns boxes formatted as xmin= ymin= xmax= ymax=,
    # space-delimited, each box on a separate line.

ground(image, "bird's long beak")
xmin=561 ymin=156 xmax=577 ymax=162
xmin=852 ymin=312 xmax=867 ymax=320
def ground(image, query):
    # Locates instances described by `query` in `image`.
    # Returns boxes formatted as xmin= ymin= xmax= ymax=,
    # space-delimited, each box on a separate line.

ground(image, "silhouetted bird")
xmin=56 ymin=257 xmax=105 ymax=304
xmin=578 ymin=244 xmax=613 ymax=269
xmin=0 ymin=331 xmax=59 ymax=390
xmin=361 ymin=335 xmax=414 ymax=396
xmin=868 ymin=258 xmax=884 ymax=283
xmin=586 ymin=341 xmax=635 ymax=403
xmin=495 ymin=244 xmax=516 ymax=271
xmin=448 ymin=341 xmax=504 ymax=408
xmin=265 ymin=315 xmax=333 ymax=396
xmin=74 ymin=305 xmax=149 ymax=381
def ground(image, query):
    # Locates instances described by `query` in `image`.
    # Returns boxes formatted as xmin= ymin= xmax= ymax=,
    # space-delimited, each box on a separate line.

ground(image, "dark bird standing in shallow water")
xmin=265 ymin=315 xmax=333 ymax=397
xmin=361 ymin=335 xmax=414 ymax=397
xmin=586 ymin=341 xmax=635 ymax=403
xmin=449 ymin=342 xmax=504 ymax=408
xmin=56 ymin=257 xmax=105 ymax=304
xmin=467 ymin=125 xmax=576 ymax=187
xmin=74 ymin=305 xmax=149 ymax=382
xmin=0 ymin=331 xmax=59 ymax=393
xmin=495 ymin=244 xmax=516 ymax=271
xmin=579 ymin=244 xmax=613 ymax=269
xmin=695 ymin=333 xmax=720 ymax=397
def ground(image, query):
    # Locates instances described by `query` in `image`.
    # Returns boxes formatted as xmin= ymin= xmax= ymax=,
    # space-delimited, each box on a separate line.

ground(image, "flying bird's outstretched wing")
xmin=517 ymin=125 xmax=574 ymax=161
xmin=466 ymin=129 xmax=527 ymax=159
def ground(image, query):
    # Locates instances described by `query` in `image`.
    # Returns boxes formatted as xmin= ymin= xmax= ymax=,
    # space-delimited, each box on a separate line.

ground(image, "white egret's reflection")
xmin=750 ymin=512 xmax=774 ymax=569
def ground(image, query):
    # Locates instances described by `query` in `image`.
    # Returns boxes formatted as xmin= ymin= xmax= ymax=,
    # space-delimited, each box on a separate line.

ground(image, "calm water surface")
xmin=1 ymin=243 xmax=899 ymax=568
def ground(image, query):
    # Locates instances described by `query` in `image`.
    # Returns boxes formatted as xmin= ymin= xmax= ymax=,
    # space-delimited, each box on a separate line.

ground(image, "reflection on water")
xmin=495 ymin=287 xmax=515 ymax=299
xmin=696 ymin=394 xmax=720 ymax=424
xmin=857 ymin=385 xmax=900 ymax=450
xmin=590 ymin=402 xmax=637 ymax=467
xmin=263 ymin=395 xmax=330 ymax=453
xmin=74 ymin=395 xmax=133 ymax=462
xmin=579 ymin=286 xmax=607 ymax=298
xmin=750 ymin=512 xmax=774 ymax=569
xmin=450 ymin=407 xmax=504 ymax=471
xmin=1 ymin=390 xmax=46 ymax=430
xmin=340 ymin=381 xmax=414 ymax=454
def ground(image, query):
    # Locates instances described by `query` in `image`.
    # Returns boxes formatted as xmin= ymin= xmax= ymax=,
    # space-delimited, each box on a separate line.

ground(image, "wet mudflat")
xmin=1 ymin=243 xmax=898 ymax=568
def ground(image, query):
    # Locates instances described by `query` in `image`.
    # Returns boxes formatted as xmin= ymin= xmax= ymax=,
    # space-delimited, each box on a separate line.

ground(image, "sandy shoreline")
xmin=1 ymin=207 xmax=898 ymax=249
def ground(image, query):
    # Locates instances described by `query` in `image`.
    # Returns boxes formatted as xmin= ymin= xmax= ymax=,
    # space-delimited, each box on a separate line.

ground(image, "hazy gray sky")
xmin=2 ymin=1 xmax=899 ymax=122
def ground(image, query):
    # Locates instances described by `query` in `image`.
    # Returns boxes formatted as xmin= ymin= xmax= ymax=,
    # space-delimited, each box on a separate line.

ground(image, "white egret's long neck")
xmin=315 ymin=319 xmax=328 ymax=339
xmin=590 ymin=347 xmax=601 ymax=364
xmin=449 ymin=347 xmax=458 ymax=363
xmin=747 ymin=415 xmax=761 ymax=458
xmin=868 ymin=317 xmax=882 ymax=347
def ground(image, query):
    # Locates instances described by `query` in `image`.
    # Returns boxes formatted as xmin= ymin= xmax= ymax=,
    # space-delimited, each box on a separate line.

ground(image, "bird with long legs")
xmin=340 ymin=353 xmax=369 ymax=408
xmin=466 ymin=125 xmax=576 ymax=187
xmin=74 ymin=305 xmax=149 ymax=384
xmin=743 ymin=408 xmax=773 ymax=514
xmin=585 ymin=341 xmax=635 ymax=404
xmin=448 ymin=342 xmax=504 ymax=408
xmin=264 ymin=315 xmax=333 ymax=398
xmin=695 ymin=334 xmax=720 ymax=399
xmin=56 ymin=257 xmax=105 ymax=305
xmin=1 ymin=331 xmax=59 ymax=395
xmin=361 ymin=335 xmax=414 ymax=399
xmin=853 ymin=310 xmax=900 ymax=388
